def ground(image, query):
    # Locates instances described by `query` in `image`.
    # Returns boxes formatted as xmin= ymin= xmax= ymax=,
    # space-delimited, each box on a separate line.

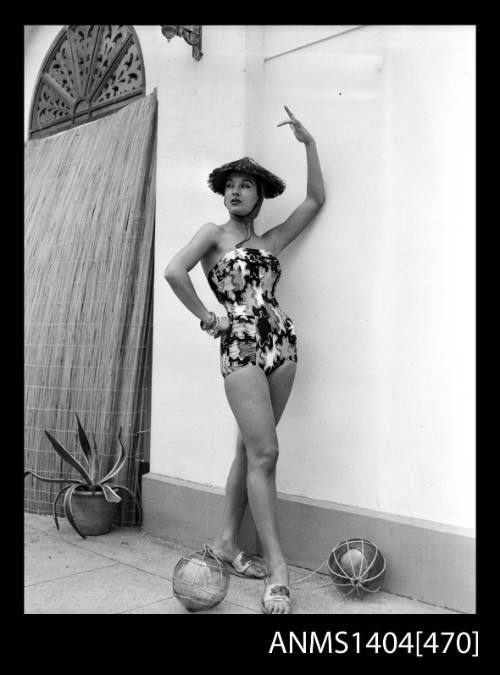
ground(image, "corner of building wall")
xmin=243 ymin=26 xmax=266 ymax=159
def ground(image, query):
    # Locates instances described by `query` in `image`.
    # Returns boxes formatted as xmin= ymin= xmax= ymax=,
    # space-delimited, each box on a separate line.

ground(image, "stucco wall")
xmin=24 ymin=25 xmax=61 ymax=139
xmin=151 ymin=25 xmax=475 ymax=530
xmin=253 ymin=25 xmax=475 ymax=528
xmin=149 ymin=26 xmax=260 ymax=490
xmin=24 ymin=25 xmax=475 ymax=531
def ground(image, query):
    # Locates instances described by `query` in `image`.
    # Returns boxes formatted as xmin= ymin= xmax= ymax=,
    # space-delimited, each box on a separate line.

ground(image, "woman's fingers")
xmin=278 ymin=107 xmax=300 ymax=127
xmin=218 ymin=316 xmax=230 ymax=335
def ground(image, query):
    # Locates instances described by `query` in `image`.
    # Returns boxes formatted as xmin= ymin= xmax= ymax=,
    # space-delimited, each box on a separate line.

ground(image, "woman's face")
xmin=224 ymin=171 xmax=260 ymax=216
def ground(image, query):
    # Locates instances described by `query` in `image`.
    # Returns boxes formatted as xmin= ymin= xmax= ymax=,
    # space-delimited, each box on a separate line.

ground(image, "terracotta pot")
xmin=70 ymin=489 xmax=117 ymax=536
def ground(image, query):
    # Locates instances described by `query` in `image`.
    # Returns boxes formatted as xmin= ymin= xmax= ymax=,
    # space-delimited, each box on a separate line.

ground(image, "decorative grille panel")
xmin=29 ymin=25 xmax=146 ymax=139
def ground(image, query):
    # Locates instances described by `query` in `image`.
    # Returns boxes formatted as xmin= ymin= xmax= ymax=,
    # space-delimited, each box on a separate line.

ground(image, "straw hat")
xmin=208 ymin=157 xmax=286 ymax=199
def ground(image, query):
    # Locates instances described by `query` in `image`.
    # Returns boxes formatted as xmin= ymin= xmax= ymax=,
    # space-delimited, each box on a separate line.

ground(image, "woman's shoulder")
xmin=199 ymin=221 xmax=221 ymax=234
xmin=196 ymin=222 xmax=222 ymax=245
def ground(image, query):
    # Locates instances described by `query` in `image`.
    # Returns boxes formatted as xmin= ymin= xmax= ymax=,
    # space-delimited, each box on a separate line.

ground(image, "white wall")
xmin=252 ymin=25 xmax=475 ymax=528
xmin=24 ymin=26 xmax=62 ymax=140
xmin=149 ymin=27 xmax=256 ymax=488
xmin=25 ymin=26 xmax=475 ymax=531
xmin=150 ymin=25 xmax=475 ymax=530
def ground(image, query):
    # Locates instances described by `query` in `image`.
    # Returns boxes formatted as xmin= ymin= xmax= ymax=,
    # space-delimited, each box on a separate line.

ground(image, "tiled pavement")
xmin=24 ymin=513 xmax=457 ymax=615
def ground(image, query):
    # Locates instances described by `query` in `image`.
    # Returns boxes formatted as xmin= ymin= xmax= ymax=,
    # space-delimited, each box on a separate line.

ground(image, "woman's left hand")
xmin=216 ymin=315 xmax=230 ymax=337
xmin=206 ymin=315 xmax=229 ymax=339
xmin=277 ymin=106 xmax=315 ymax=144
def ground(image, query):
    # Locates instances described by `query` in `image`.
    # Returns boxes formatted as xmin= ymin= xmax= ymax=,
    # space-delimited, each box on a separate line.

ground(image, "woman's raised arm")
xmin=263 ymin=106 xmax=325 ymax=255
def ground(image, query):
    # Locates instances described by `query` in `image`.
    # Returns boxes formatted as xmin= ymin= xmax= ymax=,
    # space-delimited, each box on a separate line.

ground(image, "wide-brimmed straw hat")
xmin=208 ymin=157 xmax=286 ymax=199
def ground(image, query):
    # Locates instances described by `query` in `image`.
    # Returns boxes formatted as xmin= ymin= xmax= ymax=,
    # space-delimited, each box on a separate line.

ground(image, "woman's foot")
xmin=210 ymin=540 xmax=266 ymax=579
xmin=262 ymin=565 xmax=291 ymax=614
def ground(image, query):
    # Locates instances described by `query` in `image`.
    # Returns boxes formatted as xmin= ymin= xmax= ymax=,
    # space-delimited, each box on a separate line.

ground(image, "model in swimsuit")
xmin=206 ymin=246 xmax=298 ymax=378
xmin=165 ymin=106 xmax=325 ymax=614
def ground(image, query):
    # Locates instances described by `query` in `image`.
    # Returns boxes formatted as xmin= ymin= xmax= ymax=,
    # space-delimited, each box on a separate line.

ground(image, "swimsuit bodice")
xmin=205 ymin=246 xmax=297 ymax=378
xmin=206 ymin=247 xmax=281 ymax=318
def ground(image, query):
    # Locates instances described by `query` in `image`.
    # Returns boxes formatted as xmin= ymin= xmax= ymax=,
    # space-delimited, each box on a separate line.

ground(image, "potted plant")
xmin=24 ymin=413 xmax=141 ymax=539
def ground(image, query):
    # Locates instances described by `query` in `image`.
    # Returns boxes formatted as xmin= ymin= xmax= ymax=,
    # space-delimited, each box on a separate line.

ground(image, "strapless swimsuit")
xmin=206 ymin=247 xmax=298 ymax=379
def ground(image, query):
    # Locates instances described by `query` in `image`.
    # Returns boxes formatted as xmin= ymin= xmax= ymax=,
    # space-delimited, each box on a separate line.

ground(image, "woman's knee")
xmin=236 ymin=430 xmax=245 ymax=454
xmin=246 ymin=441 xmax=280 ymax=472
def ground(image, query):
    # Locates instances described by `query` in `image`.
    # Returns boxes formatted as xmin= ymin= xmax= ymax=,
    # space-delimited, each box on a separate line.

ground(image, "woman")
xmin=165 ymin=106 xmax=325 ymax=614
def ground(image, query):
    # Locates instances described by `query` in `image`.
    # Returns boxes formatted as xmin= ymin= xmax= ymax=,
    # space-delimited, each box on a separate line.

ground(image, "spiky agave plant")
xmin=24 ymin=413 xmax=141 ymax=539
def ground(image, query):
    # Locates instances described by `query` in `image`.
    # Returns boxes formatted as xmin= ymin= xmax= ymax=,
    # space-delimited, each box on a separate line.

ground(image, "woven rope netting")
xmin=24 ymin=91 xmax=157 ymax=525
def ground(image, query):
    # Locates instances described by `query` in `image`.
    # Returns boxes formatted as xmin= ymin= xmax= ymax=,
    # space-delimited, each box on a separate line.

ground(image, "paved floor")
xmin=25 ymin=513 xmax=457 ymax=615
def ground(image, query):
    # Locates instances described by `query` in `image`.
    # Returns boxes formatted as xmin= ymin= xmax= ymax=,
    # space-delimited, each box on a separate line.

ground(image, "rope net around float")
xmin=290 ymin=538 xmax=386 ymax=596
xmin=170 ymin=538 xmax=386 ymax=614
xmin=172 ymin=545 xmax=230 ymax=612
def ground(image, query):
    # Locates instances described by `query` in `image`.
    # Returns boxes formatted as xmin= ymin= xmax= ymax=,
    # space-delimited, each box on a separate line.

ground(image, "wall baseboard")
xmin=142 ymin=473 xmax=475 ymax=613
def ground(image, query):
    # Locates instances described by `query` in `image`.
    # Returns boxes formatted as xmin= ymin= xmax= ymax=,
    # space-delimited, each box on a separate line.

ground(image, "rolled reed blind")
xmin=24 ymin=91 xmax=157 ymax=525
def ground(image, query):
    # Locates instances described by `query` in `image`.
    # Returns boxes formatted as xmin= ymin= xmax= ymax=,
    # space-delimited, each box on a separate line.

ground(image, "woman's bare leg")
xmin=213 ymin=362 xmax=296 ymax=564
xmin=212 ymin=432 xmax=249 ymax=556
xmin=221 ymin=362 xmax=297 ymax=612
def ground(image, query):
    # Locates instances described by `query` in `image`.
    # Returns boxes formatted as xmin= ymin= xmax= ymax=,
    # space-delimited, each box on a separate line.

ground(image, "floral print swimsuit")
xmin=206 ymin=247 xmax=298 ymax=378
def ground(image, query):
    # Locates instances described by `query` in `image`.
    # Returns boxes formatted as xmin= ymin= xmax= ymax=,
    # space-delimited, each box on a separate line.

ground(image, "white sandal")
xmin=261 ymin=580 xmax=292 ymax=614
xmin=224 ymin=551 xmax=267 ymax=579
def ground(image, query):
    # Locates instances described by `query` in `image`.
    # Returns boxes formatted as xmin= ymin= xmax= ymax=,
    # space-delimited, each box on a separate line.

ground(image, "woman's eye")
xmin=226 ymin=182 xmax=251 ymax=189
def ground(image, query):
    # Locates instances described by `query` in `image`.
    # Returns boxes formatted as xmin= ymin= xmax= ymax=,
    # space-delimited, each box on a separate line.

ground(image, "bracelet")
xmin=206 ymin=316 xmax=222 ymax=338
xmin=200 ymin=311 xmax=216 ymax=331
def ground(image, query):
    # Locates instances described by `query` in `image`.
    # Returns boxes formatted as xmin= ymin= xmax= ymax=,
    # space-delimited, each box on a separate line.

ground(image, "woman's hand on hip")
xmin=208 ymin=315 xmax=229 ymax=339
xmin=277 ymin=105 xmax=315 ymax=144
xmin=217 ymin=315 xmax=230 ymax=336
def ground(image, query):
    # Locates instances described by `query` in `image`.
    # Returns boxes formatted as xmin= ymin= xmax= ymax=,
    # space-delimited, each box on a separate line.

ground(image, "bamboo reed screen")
xmin=24 ymin=91 xmax=157 ymax=526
